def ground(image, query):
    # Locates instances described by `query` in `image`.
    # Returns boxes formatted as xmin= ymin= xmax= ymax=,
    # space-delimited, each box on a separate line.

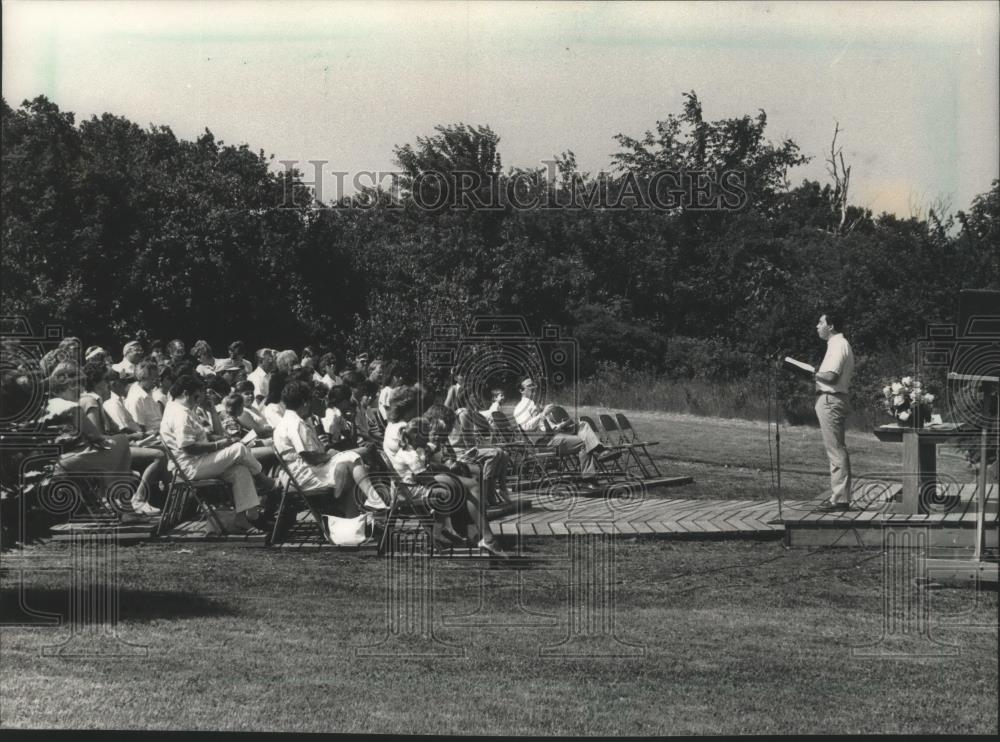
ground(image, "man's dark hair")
xmin=208 ymin=375 xmax=232 ymax=397
xmin=361 ymin=380 xmax=379 ymax=400
xmin=822 ymin=312 xmax=845 ymax=333
xmin=228 ymin=340 xmax=245 ymax=354
xmin=424 ymin=402 xmax=456 ymax=431
xmin=265 ymin=370 xmax=288 ymax=405
xmin=326 ymin=384 xmax=352 ymax=405
xmin=170 ymin=374 xmax=204 ymax=399
xmin=281 ymin=379 xmax=313 ymax=410
xmin=341 ymin=370 xmax=364 ymax=389
xmin=235 ymin=380 xmax=255 ymax=394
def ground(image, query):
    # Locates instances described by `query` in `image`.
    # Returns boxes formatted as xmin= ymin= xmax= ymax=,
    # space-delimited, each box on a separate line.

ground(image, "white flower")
xmin=923 ymin=393 xmax=935 ymax=404
xmin=911 ymin=391 xmax=922 ymax=403
xmin=901 ymin=376 xmax=913 ymax=386
xmin=891 ymin=382 xmax=903 ymax=394
xmin=912 ymin=380 xmax=922 ymax=389
xmin=898 ymin=410 xmax=911 ymax=421
xmin=893 ymin=395 xmax=906 ymax=407
xmin=882 ymin=385 xmax=892 ymax=397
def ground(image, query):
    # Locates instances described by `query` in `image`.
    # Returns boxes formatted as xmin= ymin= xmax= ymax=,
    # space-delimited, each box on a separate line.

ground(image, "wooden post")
xmin=900 ymin=430 xmax=937 ymax=514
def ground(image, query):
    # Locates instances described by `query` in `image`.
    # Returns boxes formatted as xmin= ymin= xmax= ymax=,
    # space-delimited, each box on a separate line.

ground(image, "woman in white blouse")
xmin=382 ymin=391 xmax=508 ymax=557
xmin=272 ymin=380 xmax=387 ymax=515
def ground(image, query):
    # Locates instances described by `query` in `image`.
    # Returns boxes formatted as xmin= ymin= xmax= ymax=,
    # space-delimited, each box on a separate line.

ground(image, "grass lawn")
xmin=1 ymin=409 xmax=995 ymax=734
xmin=574 ymin=405 xmax=978 ymax=502
xmin=1 ymin=539 xmax=996 ymax=734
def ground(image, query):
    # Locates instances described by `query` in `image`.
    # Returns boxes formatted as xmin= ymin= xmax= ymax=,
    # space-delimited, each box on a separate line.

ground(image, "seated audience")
xmin=247 ymin=348 xmax=275 ymax=404
xmin=513 ymin=377 xmax=619 ymax=480
xmin=166 ymin=339 xmax=187 ymax=369
xmin=44 ymin=362 xmax=132 ymax=511
xmin=159 ymin=374 xmax=276 ymax=533
xmin=272 ymin=380 xmax=387 ymax=515
xmin=382 ymin=400 xmax=508 ymax=557
xmin=103 ymin=370 xmax=144 ymax=434
xmin=217 ymin=340 xmax=253 ymax=375
xmin=124 ymin=360 xmax=163 ymax=432
xmin=275 ymin=349 xmax=299 ymax=374
xmin=153 ymin=365 xmax=175 ymax=409
xmin=262 ymin=370 xmax=288 ymax=430
xmin=81 ymin=362 xmax=165 ymax=515
xmin=191 ymin=340 xmax=219 ymax=377
xmin=112 ymin=340 xmax=144 ymax=377
xmin=425 ymin=402 xmax=513 ymax=507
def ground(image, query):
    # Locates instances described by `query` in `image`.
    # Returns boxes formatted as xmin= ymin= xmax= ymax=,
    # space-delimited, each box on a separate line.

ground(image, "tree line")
xmin=3 ymin=92 xmax=998 ymax=404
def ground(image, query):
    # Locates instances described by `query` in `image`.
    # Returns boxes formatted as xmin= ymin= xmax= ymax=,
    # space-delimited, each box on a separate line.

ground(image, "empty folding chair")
xmin=614 ymin=412 xmax=663 ymax=477
xmin=597 ymin=413 xmax=650 ymax=477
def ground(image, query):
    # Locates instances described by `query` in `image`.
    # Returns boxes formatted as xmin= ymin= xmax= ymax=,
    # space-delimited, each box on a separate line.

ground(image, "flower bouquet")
xmin=881 ymin=377 xmax=934 ymax=427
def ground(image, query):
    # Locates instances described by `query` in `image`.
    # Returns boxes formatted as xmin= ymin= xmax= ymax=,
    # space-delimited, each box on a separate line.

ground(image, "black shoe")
xmin=815 ymin=501 xmax=851 ymax=513
xmin=596 ymin=449 xmax=622 ymax=463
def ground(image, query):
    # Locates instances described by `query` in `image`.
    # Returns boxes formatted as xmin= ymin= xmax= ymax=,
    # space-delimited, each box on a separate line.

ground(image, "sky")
xmin=3 ymin=0 xmax=998 ymax=217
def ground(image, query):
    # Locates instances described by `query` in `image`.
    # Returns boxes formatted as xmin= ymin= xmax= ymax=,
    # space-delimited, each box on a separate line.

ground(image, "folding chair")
xmin=593 ymin=414 xmax=651 ymax=478
xmin=268 ymin=449 xmax=337 ymax=546
xmin=614 ymin=412 xmax=663 ymax=477
xmin=490 ymin=411 xmax=563 ymax=488
xmin=376 ymin=450 xmax=446 ymax=556
xmin=157 ymin=445 xmax=229 ymax=536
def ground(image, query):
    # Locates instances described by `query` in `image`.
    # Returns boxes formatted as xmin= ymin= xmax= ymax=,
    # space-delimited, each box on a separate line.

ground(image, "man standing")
xmin=814 ymin=313 xmax=855 ymax=511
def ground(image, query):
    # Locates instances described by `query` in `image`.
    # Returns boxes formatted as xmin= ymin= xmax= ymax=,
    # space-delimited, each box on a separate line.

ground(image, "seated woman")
xmin=219 ymin=392 xmax=277 ymax=469
xmin=80 ymin=362 xmax=167 ymax=516
xmin=152 ymin=365 xmax=175 ymax=409
xmin=382 ymin=389 xmax=508 ymax=556
xmin=159 ymin=374 xmax=277 ymax=533
xmin=262 ymin=370 xmax=288 ymax=430
xmin=425 ymin=402 xmax=513 ymax=507
xmin=272 ymin=380 xmax=387 ymax=516
xmin=43 ymin=362 xmax=132 ymax=513
xmin=190 ymin=340 xmax=219 ymax=378
xmin=233 ymin=381 xmax=273 ymax=436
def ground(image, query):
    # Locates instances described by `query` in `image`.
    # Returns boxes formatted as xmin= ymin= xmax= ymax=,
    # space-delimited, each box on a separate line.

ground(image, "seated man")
xmin=160 ymin=374 xmax=277 ymax=533
xmin=272 ymin=380 xmax=387 ymax=515
xmin=512 ymin=377 xmax=619 ymax=479
xmin=124 ymin=360 xmax=163 ymax=433
xmin=103 ymin=370 xmax=144 ymax=435
xmin=112 ymin=340 xmax=144 ymax=378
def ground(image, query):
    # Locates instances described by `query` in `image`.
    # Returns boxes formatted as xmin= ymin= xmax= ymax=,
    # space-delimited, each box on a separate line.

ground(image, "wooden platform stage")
xmin=45 ymin=479 xmax=996 ymax=554
xmin=781 ymin=480 xmax=998 ymax=549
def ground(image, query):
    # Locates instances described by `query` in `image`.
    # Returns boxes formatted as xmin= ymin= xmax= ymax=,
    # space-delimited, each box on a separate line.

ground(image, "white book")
xmin=783 ymin=357 xmax=815 ymax=379
xmin=241 ymin=429 xmax=258 ymax=445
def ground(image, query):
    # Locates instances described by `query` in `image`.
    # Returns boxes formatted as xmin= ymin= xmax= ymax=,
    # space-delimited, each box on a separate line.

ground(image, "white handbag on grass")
xmin=323 ymin=512 xmax=375 ymax=547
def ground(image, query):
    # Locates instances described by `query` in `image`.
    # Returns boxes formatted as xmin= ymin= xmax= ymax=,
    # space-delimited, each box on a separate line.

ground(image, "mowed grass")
xmin=572 ymin=405 xmax=978 ymax=502
xmin=1 ymin=410 xmax=995 ymax=733
xmin=1 ymin=539 xmax=996 ymax=734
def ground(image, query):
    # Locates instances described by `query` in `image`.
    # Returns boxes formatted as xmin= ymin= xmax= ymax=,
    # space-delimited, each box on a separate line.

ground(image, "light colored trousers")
xmin=548 ymin=420 xmax=602 ymax=476
xmin=815 ymin=393 xmax=852 ymax=504
xmin=178 ymin=443 xmax=262 ymax=513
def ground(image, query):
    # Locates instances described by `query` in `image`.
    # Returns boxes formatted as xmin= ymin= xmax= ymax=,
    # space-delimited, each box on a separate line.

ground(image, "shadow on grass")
xmin=0 ymin=587 xmax=235 ymax=625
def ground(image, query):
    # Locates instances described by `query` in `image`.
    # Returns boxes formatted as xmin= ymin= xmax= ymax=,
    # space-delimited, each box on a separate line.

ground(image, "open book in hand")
xmin=240 ymin=429 xmax=258 ymax=445
xmin=783 ymin=357 xmax=816 ymax=380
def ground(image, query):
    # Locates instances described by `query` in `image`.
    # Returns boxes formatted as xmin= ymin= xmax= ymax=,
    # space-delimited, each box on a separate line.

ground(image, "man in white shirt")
xmin=124 ymin=360 xmax=163 ymax=432
xmin=814 ymin=313 xmax=855 ymax=511
xmin=247 ymin=348 xmax=276 ymax=405
xmin=112 ymin=340 xmax=144 ymax=378
xmin=103 ymin=370 xmax=144 ymax=434
xmin=513 ymin=377 xmax=619 ymax=478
